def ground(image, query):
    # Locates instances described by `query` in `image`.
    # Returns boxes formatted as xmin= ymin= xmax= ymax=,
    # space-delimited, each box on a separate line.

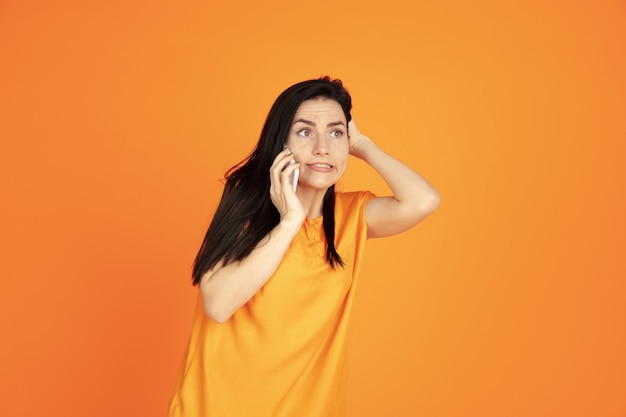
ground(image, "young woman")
xmin=169 ymin=77 xmax=439 ymax=417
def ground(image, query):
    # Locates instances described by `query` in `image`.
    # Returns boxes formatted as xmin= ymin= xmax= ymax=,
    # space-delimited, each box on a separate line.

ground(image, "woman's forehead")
xmin=293 ymin=98 xmax=345 ymax=120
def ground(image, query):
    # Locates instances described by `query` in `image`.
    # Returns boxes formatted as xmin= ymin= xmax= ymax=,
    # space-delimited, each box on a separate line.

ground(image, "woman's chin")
xmin=297 ymin=180 xmax=337 ymax=193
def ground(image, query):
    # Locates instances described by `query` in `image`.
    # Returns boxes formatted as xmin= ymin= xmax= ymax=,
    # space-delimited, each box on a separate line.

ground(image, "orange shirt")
xmin=169 ymin=191 xmax=375 ymax=417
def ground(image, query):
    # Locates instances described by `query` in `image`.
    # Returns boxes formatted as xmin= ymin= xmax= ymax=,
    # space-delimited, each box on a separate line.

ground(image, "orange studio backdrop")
xmin=1 ymin=1 xmax=625 ymax=416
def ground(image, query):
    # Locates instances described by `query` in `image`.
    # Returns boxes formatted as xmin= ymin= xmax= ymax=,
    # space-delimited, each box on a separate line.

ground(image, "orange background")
xmin=1 ymin=1 xmax=625 ymax=416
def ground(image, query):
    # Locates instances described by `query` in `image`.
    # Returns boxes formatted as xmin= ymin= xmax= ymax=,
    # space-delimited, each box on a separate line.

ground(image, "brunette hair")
xmin=192 ymin=76 xmax=352 ymax=285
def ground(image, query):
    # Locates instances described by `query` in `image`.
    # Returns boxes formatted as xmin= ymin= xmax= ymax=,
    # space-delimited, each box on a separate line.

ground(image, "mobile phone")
xmin=289 ymin=162 xmax=299 ymax=193
xmin=283 ymin=144 xmax=299 ymax=192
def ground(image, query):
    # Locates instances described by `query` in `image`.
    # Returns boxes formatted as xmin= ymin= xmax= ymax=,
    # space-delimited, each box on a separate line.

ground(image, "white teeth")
xmin=312 ymin=163 xmax=332 ymax=168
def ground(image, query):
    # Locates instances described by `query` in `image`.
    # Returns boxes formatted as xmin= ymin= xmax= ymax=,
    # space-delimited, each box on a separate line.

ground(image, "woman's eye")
xmin=330 ymin=130 xmax=344 ymax=138
xmin=297 ymin=129 xmax=312 ymax=137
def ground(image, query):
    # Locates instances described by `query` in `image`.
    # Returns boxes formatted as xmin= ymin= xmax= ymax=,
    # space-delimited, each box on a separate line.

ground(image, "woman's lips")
xmin=306 ymin=163 xmax=334 ymax=172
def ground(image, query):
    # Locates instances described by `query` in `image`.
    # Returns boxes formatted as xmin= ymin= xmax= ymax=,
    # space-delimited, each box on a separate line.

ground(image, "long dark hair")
xmin=191 ymin=76 xmax=353 ymax=285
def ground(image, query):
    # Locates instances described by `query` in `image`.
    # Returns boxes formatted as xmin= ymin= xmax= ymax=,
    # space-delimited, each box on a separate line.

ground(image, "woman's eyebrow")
xmin=292 ymin=119 xmax=346 ymax=127
xmin=327 ymin=121 xmax=346 ymax=128
xmin=292 ymin=118 xmax=315 ymax=126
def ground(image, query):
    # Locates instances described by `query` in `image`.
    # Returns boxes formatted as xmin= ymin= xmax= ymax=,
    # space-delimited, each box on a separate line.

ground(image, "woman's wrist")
xmin=350 ymin=137 xmax=378 ymax=161
xmin=277 ymin=215 xmax=304 ymax=235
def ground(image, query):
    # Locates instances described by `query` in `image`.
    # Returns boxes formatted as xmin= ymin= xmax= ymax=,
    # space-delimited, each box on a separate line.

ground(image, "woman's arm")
xmin=348 ymin=121 xmax=440 ymax=239
xmin=200 ymin=149 xmax=304 ymax=323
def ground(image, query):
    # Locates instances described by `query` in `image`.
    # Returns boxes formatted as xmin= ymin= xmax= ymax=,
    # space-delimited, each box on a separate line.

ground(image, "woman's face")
xmin=286 ymin=97 xmax=349 ymax=192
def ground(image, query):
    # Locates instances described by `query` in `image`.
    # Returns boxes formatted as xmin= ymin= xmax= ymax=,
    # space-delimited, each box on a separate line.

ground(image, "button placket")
xmin=305 ymin=221 xmax=324 ymax=257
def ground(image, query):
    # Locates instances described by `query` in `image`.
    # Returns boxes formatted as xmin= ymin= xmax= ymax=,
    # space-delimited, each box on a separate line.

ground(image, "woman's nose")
xmin=313 ymin=136 xmax=329 ymax=155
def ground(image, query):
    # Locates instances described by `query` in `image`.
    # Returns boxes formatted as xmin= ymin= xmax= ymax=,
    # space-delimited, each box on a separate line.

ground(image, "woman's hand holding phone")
xmin=269 ymin=147 xmax=303 ymax=224
xmin=283 ymin=144 xmax=299 ymax=192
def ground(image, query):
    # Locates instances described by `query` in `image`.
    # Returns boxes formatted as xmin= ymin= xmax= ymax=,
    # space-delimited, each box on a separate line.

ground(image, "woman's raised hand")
xmin=347 ymin=120 xmax=375 ymax=160
xmin=269 ymin=148 xmax=305 ymax=224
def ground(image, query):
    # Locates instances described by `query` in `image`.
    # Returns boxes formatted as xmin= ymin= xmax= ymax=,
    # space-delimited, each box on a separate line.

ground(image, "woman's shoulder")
xmin=333 ymin=191 xmax=376 ymax=241
xmin=335 ymin=190 xmax=376 ymax=205
xmin=334 ymin=190 xmax=376 ymax=219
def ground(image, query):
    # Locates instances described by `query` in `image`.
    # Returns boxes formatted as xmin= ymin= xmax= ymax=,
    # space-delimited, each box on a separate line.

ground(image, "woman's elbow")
xmin=424 ymin=189 xmax=440 ymax=213
xmin=414 ymin=188 xmax=440 ymax=218
xmin=203 ymin=300 xmax=233 ymax=324
xmin=200 ymin=286 xmax=234 ymax=324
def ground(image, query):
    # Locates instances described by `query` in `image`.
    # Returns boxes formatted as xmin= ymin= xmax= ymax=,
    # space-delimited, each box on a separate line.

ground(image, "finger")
xmin=348 ymin=120 xmax=359 ymax=137
xmin=270 ymin=150 xmax=297 ymax=187
xmin=270 ymin=147 xmax=293 ymax=170
xmin=281 ymin=161 xmax=299 ymax=176
xmin=280 ymin=162 xmax=300 ymax=190
xmin=270 ymin=151 xmax=290 ymax=196
xmin=270 ymin=152 xmax=298 ymax=203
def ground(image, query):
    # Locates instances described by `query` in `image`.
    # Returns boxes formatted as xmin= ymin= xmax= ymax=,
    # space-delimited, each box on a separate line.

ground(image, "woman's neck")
xmin=295 ymin=186 xmax=329 ymax=219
